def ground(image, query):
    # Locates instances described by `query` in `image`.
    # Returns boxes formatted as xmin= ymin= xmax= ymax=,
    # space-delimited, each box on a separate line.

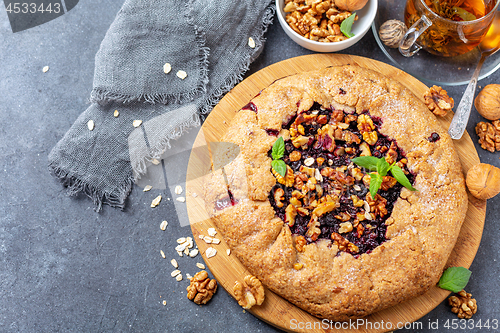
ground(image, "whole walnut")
xmin=475 ymin=84 xmax=500 ymax=120
xmin=466 ymin=163 xmax=500 ymax=200
xmin=334 ymin=0 xmax=369 ymax=11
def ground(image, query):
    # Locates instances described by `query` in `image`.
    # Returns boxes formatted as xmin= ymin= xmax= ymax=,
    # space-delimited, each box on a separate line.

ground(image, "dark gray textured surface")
xmin=0 ymin=1 xmax=499 ymax=332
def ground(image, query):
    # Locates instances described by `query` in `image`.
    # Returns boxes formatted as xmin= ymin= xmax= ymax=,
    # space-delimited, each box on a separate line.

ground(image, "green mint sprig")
xmin=438 ymin=267 xmax=472 ymax=293
xmin=271 ymin=137 xmax=287 ymax=177
xmin=340 ymin=13 xmax=356 ymax=38
xmin=351 ymin=156 xmax=417 ymax=199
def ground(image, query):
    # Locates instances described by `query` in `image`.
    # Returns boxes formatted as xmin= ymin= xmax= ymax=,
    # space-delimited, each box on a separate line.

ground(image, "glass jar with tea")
xmin=399 ymin=0 xmax=499 ymax=57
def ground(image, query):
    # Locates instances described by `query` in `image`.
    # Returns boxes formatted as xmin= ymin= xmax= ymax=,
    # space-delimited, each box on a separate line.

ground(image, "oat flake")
xmin=151 ymin=159 xmax=160 ymax=165
xmin=226 ymin=249 xmax=231 ymax=256
xmin=177 ymin=237 xmax=186 ymax=244
xmin=162 ymin=300 xmax=167 ymax=306
xmin=207 ymin=228 xmax=217 ymax=237
xmin=176 ymin=70 xmax=187 ymax=79
xmin=160 ymin=250 xmax=166 ymax=259
xmin=212 ymin=238 xmax=221 ymax=245
xmin=87 ymin=120 xmax=95 ymax=131
xmin=42 ymin=66 xmax=49 ymax=73
xmin=186 ymin=273 xmax=192 ymax=279
xmin=143 ymin=185 xmax=153 ymax=192
xmin=171 ymin=259 xmax=178 ymax=268
xmin=248 ymin=37 xmax=256 ymax=48
xmin=189 ymin=249 xmax=199 ymax=258
xmin=160 ymin=220 xmax=168 ymax=230
xmin=151 ymin=195 xmax=162 ymax=208
xmin=175 ymin=274 xmax=183 ymax=281
xmin=203 ymin=236 xmax=213 ymax=244
xmin=196 ymin=263 xmax=206 ymax=269
xmin=133 ymin=120 xmax=142 ymax=127
xmin=113 ymin=110 xmax=119 ymax=117
xmin=183 ymin=247 xmax=190 ymax=256
xmin=163 ymin=63 xmax=172 ymax=74
xmin=177 ymin=251 xmax=183 ymax=257
xmin=171 ymin=269 xmax=181 ymax=277
xmin=176 ymin=197 xmax=186 ymax=203
xmin=174 ymin=185 xmax=183 ymax=195
xmin=206 ymin=247 xmax=217 ymax=258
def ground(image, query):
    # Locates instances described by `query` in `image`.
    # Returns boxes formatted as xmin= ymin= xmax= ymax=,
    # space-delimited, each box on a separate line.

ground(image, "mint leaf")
xmin=438 ymin=267 xmax=472 ymax=293
xmin=351 ymin=156 xmax=379 ymax=171
xmin=272 ymin=137 xmax=285 ymax=160
xmin=272 ymin=159 xmax=287 ymax=177
xmin=377 ymin=158 xmax=391 ymax=177
xmin=390 ymin=165 xmax=417 ymax=191
xmin=368 ymin=173 xmax=382 ymax=199
xmin=340 ymin=13 xmax=356 ymax=38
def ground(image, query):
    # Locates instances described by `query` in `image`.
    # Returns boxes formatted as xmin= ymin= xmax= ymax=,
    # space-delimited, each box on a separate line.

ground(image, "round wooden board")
xmin=186 ymin=54 xmax=486 ymax=333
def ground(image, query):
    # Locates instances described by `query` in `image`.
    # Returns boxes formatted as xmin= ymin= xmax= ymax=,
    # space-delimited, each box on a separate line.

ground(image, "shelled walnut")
xmin=186 ymin=270 xmax=218 ymax=305
xmin=284 ymin=0 xmax=356 ymax=43
xmin=448 ymin=290 xmax=477 ymax=319
xmin=233 ymin=275 xmax=265 ymax=309
xmin=424 ymin=85 xmax=454 ymax=116
xmin=475 ymin=120 xmax=500 ymax=152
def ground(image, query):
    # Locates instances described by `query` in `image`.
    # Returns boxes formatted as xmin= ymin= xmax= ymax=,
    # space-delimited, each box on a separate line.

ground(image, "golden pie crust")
xmin=203 ymin=65 xmax=468 ymax=321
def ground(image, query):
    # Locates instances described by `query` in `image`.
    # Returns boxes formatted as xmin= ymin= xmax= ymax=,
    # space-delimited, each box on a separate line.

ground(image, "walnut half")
xmin=186 ymin=270 xmax=218 ymax=305
xmin=424 ymin=85 xmax=454 ymax=116
xmin=233 ymin=275 xmax=265 ymax=309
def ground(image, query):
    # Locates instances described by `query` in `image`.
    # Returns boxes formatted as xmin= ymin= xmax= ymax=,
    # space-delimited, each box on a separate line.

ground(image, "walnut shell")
xmin=466 ymin=163 xmax=500 ymax=200
xmin=334 ymin=0 xmax=369 ymax=11
xmin=379 ymin=20 xmax=408 ymax=48
xmin=474 ymin=84 xmax=500 ymax=120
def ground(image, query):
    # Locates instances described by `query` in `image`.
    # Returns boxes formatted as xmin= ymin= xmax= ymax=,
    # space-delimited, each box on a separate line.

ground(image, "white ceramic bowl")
xmin=276 ymin=0 xmax=378 ymax=52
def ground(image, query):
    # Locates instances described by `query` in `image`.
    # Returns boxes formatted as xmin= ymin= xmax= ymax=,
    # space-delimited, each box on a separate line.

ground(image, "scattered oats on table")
xmin=160 ymin=250 xmax=166 ymax=259
xmin=196 ymin=263 xmax=206 ymax=270
xmin=212 ymin=238 xmax=221 ymax=245
xmin=176 ymin=274 xmax=183 ymax=282
xmin=170 ymin=259 xmax=178 ymax=268
xmin=143 ymin=185 xmax=152 ymax=192
xmin=203 ymin=236 xmax=213 ymax=244
xmin=176 ymin=70 xmax=187 ymax=79
xmin=171 ymin=269 xmax=181 ymax=277
xmin=87 ymin=120 xmax=95 ymax=131
xmin=133 ymin=120 xmax=143 ymax=127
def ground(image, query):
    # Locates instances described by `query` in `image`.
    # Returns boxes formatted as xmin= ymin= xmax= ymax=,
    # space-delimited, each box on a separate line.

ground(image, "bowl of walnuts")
xmin=276 ymin=0 xmax=377 ymax=52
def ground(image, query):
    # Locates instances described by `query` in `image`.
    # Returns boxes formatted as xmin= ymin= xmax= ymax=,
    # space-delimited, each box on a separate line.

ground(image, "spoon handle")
xmin=448 ymin=54 xmax=487 ymax=140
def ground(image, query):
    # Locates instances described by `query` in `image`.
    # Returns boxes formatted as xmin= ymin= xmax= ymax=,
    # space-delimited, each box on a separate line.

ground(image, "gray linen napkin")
xmin=48 ymin=0 xmax=275 ymax=210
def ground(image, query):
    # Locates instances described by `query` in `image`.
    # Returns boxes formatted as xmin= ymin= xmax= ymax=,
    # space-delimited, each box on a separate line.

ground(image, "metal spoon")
xmin=448 ymin=11 xmax=500 ymax=140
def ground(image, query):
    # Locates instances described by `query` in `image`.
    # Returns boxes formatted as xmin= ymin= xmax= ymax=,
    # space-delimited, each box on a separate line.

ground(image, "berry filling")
xmin=268 ymin=103 xmax=415 ymax=256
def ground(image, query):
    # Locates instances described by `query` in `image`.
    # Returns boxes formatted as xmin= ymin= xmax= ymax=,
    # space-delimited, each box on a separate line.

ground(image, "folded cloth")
xmin=48 ymin=0 xmax=275 ymax=210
